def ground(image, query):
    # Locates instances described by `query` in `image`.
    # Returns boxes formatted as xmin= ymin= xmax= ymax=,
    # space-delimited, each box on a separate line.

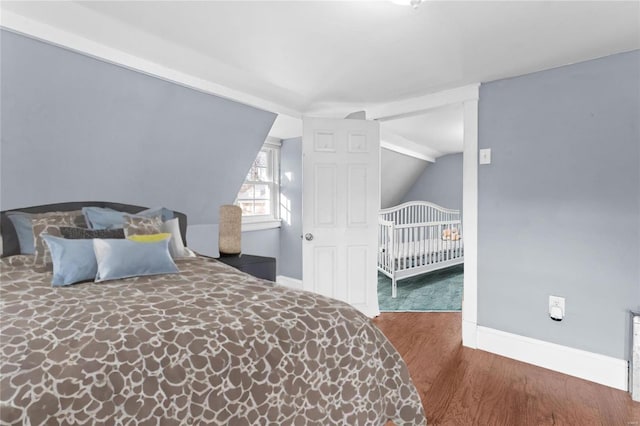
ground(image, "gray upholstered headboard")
xmin=0 ymin=202 xmax=188 ymax=257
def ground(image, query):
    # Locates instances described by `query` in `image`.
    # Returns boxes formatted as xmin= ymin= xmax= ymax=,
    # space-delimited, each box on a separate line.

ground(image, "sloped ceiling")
xmin=381 ymin=149 xmax=428 ymax=209
xmin=380 ymin=103 xmax=463 ymax=206
xmin=382 ymin=103 xmax=464 ymax=158
xmin=381 ymin=102 xmax=464 ymax=161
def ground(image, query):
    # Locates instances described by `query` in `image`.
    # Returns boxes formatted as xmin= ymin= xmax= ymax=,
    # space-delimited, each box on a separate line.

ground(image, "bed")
xmin=378 ymin=201 xmax=464 ymax=298
xmin=0 ymin=202 xmax=426 ymax=425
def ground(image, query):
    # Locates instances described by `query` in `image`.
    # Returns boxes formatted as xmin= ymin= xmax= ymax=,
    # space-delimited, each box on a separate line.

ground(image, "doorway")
xmin=370 ymin=85 xmax=479 ymax=348
xmin=377 ymin=104 xmax=465 ymax=312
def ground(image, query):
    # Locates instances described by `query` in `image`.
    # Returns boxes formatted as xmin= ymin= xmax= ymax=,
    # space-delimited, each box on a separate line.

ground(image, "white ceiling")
xmin=2 ymin=0 xmax=638 ymax=116
xmin=382 ymin=103 xmax=464 ymax=158
xmin=1 ymin=1 xmax=638 ymax=150
xmin=379 ymin=104 xmax=463 ymax=205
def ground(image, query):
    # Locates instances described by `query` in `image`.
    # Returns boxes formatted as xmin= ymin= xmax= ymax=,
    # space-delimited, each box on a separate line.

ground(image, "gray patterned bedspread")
xmin=0 ymin=255 xmax=425 ymax=425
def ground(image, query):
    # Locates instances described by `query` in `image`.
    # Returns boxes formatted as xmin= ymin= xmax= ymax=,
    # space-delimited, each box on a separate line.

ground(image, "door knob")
xmin=304 ymin=233 xmax=314 ymax=241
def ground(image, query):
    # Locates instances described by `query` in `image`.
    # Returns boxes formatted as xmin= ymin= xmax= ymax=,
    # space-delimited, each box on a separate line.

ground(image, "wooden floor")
xmin=373 ymin=312 xmax=640 ymax=426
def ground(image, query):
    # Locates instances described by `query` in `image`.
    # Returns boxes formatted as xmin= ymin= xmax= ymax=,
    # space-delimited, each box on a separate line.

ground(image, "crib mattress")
xmin=386 ymin=238 xmax=464 ymax=260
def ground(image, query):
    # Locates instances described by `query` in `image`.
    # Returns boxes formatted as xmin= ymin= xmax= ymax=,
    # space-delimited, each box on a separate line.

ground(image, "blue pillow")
xmin=82 ymin=206 xmax=174 ymax=230
xmin=93 ymin=237 xmax=179 ymax=283
xmin=42 ymin=234 xmax=97 ymax=286
xmin=139 ymin=206 xmax=174 ymax=222
xmin=6 ymin=212 xmax=35 ymax=254
xmin=82 ymin=207 xmax=127 ymax=230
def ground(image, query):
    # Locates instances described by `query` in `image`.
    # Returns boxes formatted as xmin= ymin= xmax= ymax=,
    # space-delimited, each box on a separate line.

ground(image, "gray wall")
xmin=279 ymin=137 xmax=303 ymax=279
xmin=0 ymin=30 xmax=276 ymax=227
xmin=478 ymin=50 xmax=639 ymax=360
xmin=243 ymin=229 xmax=281 ymax=274
xmin=191 ymin=136 xmax=301 ymax=278
xmin=380 ymin=148 xmax=428 ymax=209
xmin=186 ymin=224 xmax=280 ymax=274
xmin=401 ymin=153 xmax=463 ymax=211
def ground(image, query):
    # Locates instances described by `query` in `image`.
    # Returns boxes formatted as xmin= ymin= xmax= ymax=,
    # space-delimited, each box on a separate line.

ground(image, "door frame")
xmin=370 ymin=84 xmax=480 ymax=348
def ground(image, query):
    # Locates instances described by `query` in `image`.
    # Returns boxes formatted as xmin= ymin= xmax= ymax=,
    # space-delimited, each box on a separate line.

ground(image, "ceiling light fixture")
xmin=390 ymin=0 xmax=423 ymax=9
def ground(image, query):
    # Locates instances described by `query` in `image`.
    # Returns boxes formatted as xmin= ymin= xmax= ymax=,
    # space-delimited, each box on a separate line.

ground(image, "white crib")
xmin=378 ymin=201 xmax=464 ymax=298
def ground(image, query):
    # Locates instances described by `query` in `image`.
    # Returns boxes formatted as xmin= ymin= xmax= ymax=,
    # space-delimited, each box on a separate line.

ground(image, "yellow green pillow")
xmin=127 ymin=233 xmax=171 ymax=243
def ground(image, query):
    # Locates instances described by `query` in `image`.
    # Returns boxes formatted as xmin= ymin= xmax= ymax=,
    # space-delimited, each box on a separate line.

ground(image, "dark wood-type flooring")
xmin=374 ymin=312 xmax=639 ymax=426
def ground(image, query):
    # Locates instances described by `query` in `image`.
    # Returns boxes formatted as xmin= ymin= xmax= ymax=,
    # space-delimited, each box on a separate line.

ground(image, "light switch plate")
xmin=479 ymin=148 xmax=492 ymax=165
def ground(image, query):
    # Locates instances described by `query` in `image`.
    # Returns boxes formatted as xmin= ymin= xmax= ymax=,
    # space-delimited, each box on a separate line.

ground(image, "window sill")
xmin=241 ymin=219 xmax=281 ymax=232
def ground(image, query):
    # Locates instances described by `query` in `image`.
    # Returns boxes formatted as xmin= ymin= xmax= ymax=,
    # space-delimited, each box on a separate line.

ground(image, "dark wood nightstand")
xmin=217 ymin=254 xmax=276 ymax=282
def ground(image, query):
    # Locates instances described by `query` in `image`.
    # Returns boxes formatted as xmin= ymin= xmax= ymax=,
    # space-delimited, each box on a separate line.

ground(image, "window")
xmin=236 ymin=141 xmax=280 ymax=228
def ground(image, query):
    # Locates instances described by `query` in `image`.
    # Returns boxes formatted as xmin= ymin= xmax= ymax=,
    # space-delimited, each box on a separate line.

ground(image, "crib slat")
xmin=428 ymin=224 xmax=432 ymax=265
xmin=420 ymin=225 xmax=425 ymax=267
xmin=410 ymin=226 xmax=415 ymax=269
xmin=378 ymin=201 xmax=464 ymax=297
xmin=402 ymin=227 xmax=407 ymax=270
xmin=404 ymin=227 xmax=407 ymax=270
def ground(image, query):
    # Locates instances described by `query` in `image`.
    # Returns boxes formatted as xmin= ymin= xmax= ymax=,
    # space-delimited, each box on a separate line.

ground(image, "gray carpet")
xmin=377 ymin=265 xmax=464 ymax=312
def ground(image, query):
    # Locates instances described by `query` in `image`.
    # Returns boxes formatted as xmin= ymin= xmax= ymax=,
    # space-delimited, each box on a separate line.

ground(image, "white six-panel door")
xmin=302 ymin=117 xmax=380 ymax=317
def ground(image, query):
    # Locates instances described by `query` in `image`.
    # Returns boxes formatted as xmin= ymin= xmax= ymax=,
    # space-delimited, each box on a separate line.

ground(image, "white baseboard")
xmin=462 ymin=320 xmax=478 ymax=349
xmin=477 ymin=326 xmax=628 ymax=391
xmin=276 ymin=275 xmax=303 ymax=290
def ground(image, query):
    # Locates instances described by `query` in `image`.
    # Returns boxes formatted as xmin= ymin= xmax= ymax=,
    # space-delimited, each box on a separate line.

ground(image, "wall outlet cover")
xmin=479 ymin=148 xmax=492 ymax=165
xmin=549 ymin=295 xmax=565 ymax=321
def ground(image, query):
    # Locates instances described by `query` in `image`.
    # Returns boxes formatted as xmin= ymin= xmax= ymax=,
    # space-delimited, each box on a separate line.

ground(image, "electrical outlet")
xmin=549 ymin=295 xmax=565 ymax=321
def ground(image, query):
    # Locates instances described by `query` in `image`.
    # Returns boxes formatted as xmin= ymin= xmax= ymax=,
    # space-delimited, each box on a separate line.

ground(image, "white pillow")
xmin=161 ymin=218 xmax=195 ymax=259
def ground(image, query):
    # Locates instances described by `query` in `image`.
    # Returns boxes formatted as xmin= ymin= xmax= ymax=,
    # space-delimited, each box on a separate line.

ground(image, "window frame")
xmin=235 ymin=139 xmax=281 ymax=231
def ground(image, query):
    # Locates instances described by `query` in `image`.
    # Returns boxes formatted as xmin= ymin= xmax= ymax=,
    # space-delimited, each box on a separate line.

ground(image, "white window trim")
xmin=236 ymin=138 xmax=282 ymax=231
